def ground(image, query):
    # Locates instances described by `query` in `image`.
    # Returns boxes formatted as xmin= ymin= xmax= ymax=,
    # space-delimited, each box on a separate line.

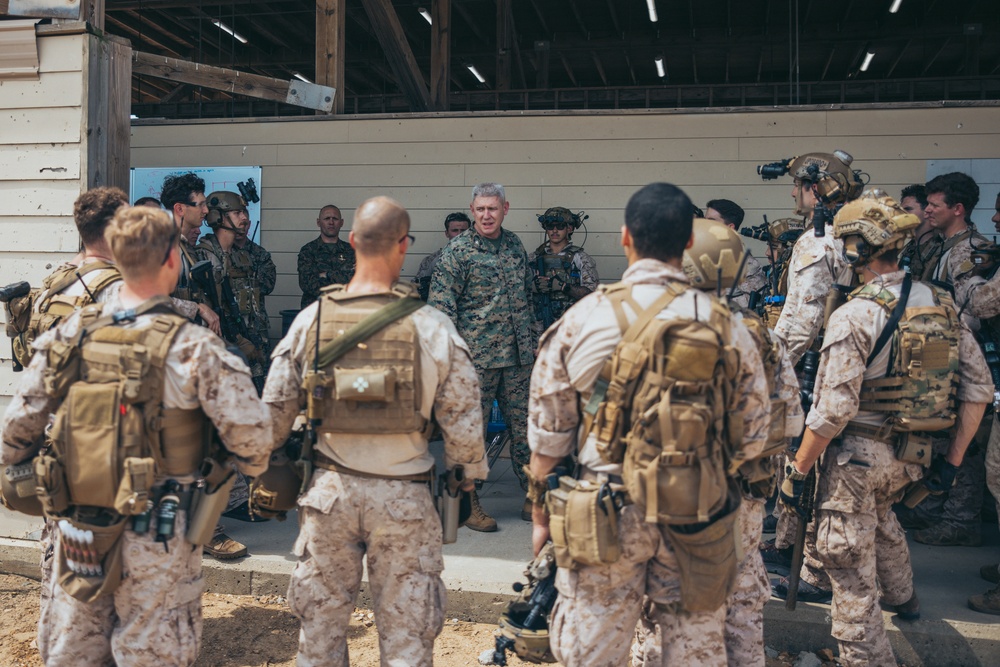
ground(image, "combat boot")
xmin=759 ymin=539 xmax=793 ymax=575
xmin=968 ymin=584 xmax=1000 ymax=616
xmin=465 ymin=490 xmax=498 ymax=532
xmin=204 ymin=533 xmax=249 ymax=560
xmin=980 ymin=563 xmax=1000 ymax=584
xmin=881 ymin=591 xmax=920 ymax=621
xmin=912 ymin=522 xmax=982 ymax=547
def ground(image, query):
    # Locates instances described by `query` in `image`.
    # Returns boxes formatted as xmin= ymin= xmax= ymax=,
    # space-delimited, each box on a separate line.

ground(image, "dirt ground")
xmin=0 ymin=573 xmax=813 ymax=666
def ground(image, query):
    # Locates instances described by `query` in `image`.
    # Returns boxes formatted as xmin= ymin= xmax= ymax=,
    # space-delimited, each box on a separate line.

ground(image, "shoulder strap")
xmin=316 ymin=293 xmax=425 ymax=368
xmin=866 ymin=272 xmax=912 ymax=367
xmin=79 ymin=295 xmax=184 ymax=338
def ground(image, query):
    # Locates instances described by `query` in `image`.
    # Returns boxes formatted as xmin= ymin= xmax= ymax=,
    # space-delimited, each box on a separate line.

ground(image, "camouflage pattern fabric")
xmin=429 ymin=227 xmax=539 ymax=370
xmin=199 ymin=234 xmax=269 ymax=382
xmin=906 ymin=422 xmax=988 ymax=530
xmin=803 ymin=435 xmax=917 ymax=667
xmin=729 ymin=253 xmax=768 ymax=311
xmin=287 ymin=470 xmax=446 ymax=667
xmin=234 ymin=238 xmax=277 ymax=343
xmin=987 ymin=413 xmax=1000 ymax=530
xmin=478 ymin=365 xmax=531 ymax=490
xmin=38 ymin=512 xmax=203 ymax=667
xmin=527 ymin=243 xmax=600 ymax=324
xmin=547 ymin=504 xmax=728 ymax=667
xmin=297 ymin=236 xmax=356 ymax=308
xmin=171 ymin=240 xmax=210 ymax=318
xmin=900 ymin=232 xmax=944 ymax=282
xmin=413 ymin=248 xmax=444 ymax=301
xmin=773 ymin=228 xmax=852 ymax=367
xmin=725 ymin=496 xmax=769 ymax=667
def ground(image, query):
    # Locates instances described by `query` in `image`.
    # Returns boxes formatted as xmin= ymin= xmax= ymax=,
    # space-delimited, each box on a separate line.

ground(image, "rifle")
xmin=0 ymin=280 xmax=31 ymax=372
xmin=535 ymin=255 xmax=556 ymax=330
xmin=296 ymin=296 xmax=324 ymax=495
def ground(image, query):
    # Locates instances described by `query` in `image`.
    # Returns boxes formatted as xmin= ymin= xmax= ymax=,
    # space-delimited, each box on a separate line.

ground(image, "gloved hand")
xmin=923 ymin=457 xmax=960 ymax=494
xmin=778 ymin=458 xmax=808 ymax=509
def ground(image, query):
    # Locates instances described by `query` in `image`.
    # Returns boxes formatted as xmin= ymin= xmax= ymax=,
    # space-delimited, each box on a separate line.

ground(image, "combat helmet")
xmin=249 ymin=440 xmax=303 ymax=520
xmin=768 ymin=217 xmax=806 ymax=246
xmin=205 ymin=191 xmax=248 ymax=227
xmin=789 ymin=150 xmax=865 ymax=205
xmin=682 ymin=217 xmax=747 ymax=291
xmin=536 ymin=207 xmax=585 ymax=229
xmin=495 ymin=604 xmax=557 ymax=663
xmin=833 ymin=189 xmax=921 ymax=266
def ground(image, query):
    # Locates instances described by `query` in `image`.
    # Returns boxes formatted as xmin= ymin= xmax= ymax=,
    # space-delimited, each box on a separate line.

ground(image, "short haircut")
xmin=926 ymin=172 xmax=979 ymax=218
xmin=900 ymin=184 xmax=927 ymax=208
xmin=625 ymin=183 xmax=694 ymax=262
xmin=444 ymin=212 xmax=472 ymax=230
xmin=160 ymin=173 xmax=205 ymax=210
xmin=352 ymin=196 xmax=409 ymax=256
xmin=106 ymin=206 xmax=177 ymax=281
xmin=472 ymin=183 xmax=506 ymax=203
xmin=74 ymin=187 xmax=128 ymax=246
xmin=706 ymin=198 xmax=746 ymax=229
xmin=320 ymin=204 xmax=341 ymax=215
xmin=133 ymin=196 xmax=162 ymax=208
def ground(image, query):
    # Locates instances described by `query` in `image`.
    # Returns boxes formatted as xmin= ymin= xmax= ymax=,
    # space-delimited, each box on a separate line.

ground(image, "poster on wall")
xmin=129 ymin=167 xmax=263 ymax=244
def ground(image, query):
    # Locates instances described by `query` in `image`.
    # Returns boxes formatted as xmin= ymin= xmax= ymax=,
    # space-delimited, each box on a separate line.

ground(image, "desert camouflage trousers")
xmin=287 ymin=469 xmax=446 ymax=667
xmin=38 ymin=512 xmax=204 ymax=667
xmin=803 ymin=436 xmax=920 ymax=667
xmin=549 ymin=503 xmax=727 ymax=667
xmin=725 ymin=496 xmax=769 ymax=667
xmin=988 ymin=412 xmax=1000 ymax=523
xmin=478 ymin=364 xmax=532 ymax=491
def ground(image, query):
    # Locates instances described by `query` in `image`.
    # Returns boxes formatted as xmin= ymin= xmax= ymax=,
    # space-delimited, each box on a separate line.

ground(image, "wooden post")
xmin=361 ymin=0 xmax=430 ymax=112
xmin=83 ymin=31 xmax=131 ymax=190
xmin=316 ymin=0 xmax=345 ymax=114
xmin=429 ymin=0 xmax=450 ymax=111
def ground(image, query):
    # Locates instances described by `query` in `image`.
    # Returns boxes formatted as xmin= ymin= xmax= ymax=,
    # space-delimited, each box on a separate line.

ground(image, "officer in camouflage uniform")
xmin=898 ymin=184 xmax=943 ymax=281
xmin=904 ymin=172 xmax=994 ymax=547
xmin=764 ymin=151 xmax=862 ymax=586
xmin=159 ymin=173 xmax=221 ymax=336
xmin=297 ymin=204 xmax=356 ymax=308
xmin=1 ymin=206 xmax=273 ymax=667
xmin=233 ymin=216 xmax=277 ymax=351
xmin=527 ymin=206 xmax=599 ymax=329
xmin=527 ymin=184 xmax=771 ymax=667
xmin=413 ymin=212 xmax=471 ymax=300
xmin=780 ymin=191 xmax=992 ymax=666
xmin=430 ymin=183 xmax=540 ymax=531
xmin=704 ymin=199 xmax=767 ymax=310
xmin=264 ymin=196 xmax=487 ymax=666
xmin=198 ymin=191 xmax=269 ymax=389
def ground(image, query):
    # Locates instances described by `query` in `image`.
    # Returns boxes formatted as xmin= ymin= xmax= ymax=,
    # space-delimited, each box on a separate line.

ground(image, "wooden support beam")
xmin=316 ymin=0 xmax=346 ymax=113
xmin=452 ymin=0 xmax=487 ymax=45
xmin=590 ymin=50 xmax=607 ymax=86
xmin=82 ymin=0 xmax=105 ymax=30
xmin=821 ymin=45 xmax=836 ymax=80
xmin=132 ymin=51 xmax=336 ymax=111
xmin=624 ymin=50 xmax=636 ymax=85
xmin=921 ymin=38 xmax=950 ymax=76
xmin=604 ymin=0 xmax=620 ymax=36
xmin=429 ymin=0 xmax=450 ymax=110
xmin=528 ymin=0 xmax=548 ymax=35
xmin=567 ymin=0 xmax=588 ymax=37
xmin=496 ymin=0 xmax=511 ymax=91
xmin=534 ymin=40 xmax=549 ymax=89
xmin=360 ymin=0 xmax=430 ymax=111
xmin=885 ymin=40 xmax=909 ymax=78
xmin=558 ymin=51 xmax=576 ymax=87
xmin=160 ymin=83 xmax=189 ymax=103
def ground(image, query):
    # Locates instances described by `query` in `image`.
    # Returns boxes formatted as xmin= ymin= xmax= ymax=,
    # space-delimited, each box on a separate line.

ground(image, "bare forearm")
xmin=946 ymin=401 xmax=988 ymax=467
xmin=792 ymin=428 xmax=833 ymax=473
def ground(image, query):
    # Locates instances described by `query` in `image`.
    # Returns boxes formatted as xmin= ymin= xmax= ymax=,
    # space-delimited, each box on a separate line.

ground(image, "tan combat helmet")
xmin=682 ymin=217 xmax=747 ymax=291
xmin=789 ymin=150 xmax=865 ymax=206
xmin=833 ymin=189 xmax=921 ymax=266
xmin=536 ymin=206 xmax=584 ymax=229
xmin=767 ymin=217 xmax=806 ymax=246
xmin=205 ymin=190 xmax=248 ymax=227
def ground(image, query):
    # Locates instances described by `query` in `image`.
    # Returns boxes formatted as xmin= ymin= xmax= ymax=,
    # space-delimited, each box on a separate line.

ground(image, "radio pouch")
xmin=545 ymin=476 xmax=621 ymax=570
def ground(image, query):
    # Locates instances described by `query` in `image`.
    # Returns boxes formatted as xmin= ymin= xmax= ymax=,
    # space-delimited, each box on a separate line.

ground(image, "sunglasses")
xmin=399 ymin=233 xmax=416 ymax=246
xmin=543 ymin=222 xmax=569 ymax=231
xmin=161 ymin=228 xmax=180 ymax=265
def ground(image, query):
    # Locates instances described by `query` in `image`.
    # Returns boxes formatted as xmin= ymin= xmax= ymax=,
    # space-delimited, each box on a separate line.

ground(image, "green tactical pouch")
xmin=1 ymin=461 xmax=44 ymax=516
xmin=663 ymin=488 xmax=740 ymax=613
xmin=894 ymin=432 xmax=933 ymax=466
xmin=545 ymin=477 xmax=622 ymax=570
xmin=57 ymin=515 xmax=128 ymax=603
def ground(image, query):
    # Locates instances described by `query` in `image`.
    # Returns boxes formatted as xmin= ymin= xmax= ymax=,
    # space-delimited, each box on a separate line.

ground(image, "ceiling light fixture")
xmin=212 ymin=20 xmax=248 ymax=44
xmin=418 ymin=8 xmax=433 ymax=25
xmin=466 ymin=64 xmax=486 ymax=83
xmin=889 ymin=0 xmax=903 ymax=13
xmin=654 ymin=56 xmax=665 ymax=78
xmin=860 ymin=51 xmax=875 ymax=72
xmin=646 ymin=0 xmax=658 ymax=23
xmin=293 ymin=72 xmax=312 ymax=83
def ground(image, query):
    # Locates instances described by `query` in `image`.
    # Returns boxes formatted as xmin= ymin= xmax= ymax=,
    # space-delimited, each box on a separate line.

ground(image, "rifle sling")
xmin=316 ymin=295 xmax=424 ymax=368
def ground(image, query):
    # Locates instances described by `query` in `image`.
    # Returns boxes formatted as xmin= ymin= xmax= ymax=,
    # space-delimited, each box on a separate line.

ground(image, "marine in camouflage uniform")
xmin=233 ymin=227 xmax=277 ymax=350
xmin=297 ymin=205 xmax=356 ymax=308
xmin=527 ymin=206 xmax=599 ymax=329
xmin=264 ymin=196 xmax=487 ymax=666
xmin=0 ymin=206 xmax=273 ymax=667
xmin=781 ymin=192 xmax=992 ymax=666
xmin=413 ymin=212 xmax=471 ymax=301
xmin=429 ymin=184 xmax=539 ymax=529
xmin=906 ymin=173 xmax=995 ymax=546
xmin=527 ymin=185 xmax=771 ymax=667
xmin=705 ymin=199 xmax=767 ymax=311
